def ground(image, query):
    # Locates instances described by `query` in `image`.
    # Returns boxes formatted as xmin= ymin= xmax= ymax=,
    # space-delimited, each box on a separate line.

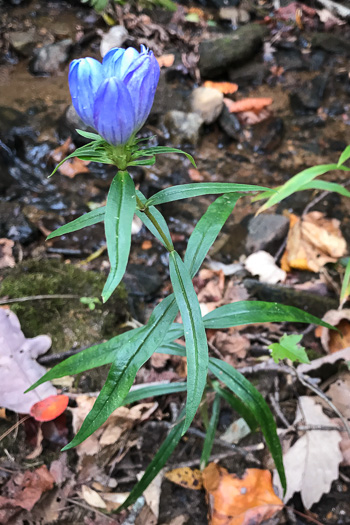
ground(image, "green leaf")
xmin=62 ymin=294 xmax=178 ymax=449
xmin=184 ymin=193 xmax=240 ymax=277
xmin=127 ymin=156 xmax=156 ymax=167
xmin=269 ymin=334 xmax=310 ymax=364
xmin=146 ymin=183 xmax=269 ymax=207
xmin=200 ymin=394 xmax=220 ymax=470
xmin=340 ymin=258 xmax=350 ymax=305
xmin=124 ymin=381 xmax=187 ymax=405
xmin=26 ymin=327 xmax=144 ymax=392
xmin=49 ymin=141 xmax=110 ymax=177
xmin=202 ymin=301 xmax=336 ymax=331
xmin=258 ymin=164 xmax=350 ymax=213
xmin=209 ymin=357 xmax=286 ymax=493
xmin=76 ymin=129 xmax=102 ymax=141
xmin=46 ymin=207 xmax=105 ymax=240
xmin=118 ymin=414 xmax=185 ymax=511
xmin=213 ymin=384 xmax=258 ymax=431
xmin=135 ymin=191 xmax=173 ymax=249
xmin=102 ymin=171 xmax=136 ymax=303
xmin=156 ymin=341 xmax=186 ymax=357
xmin=338 ymin=145 xmax=350 ymax=167
xmin=297 ymin=179 xmax=350 ymax=198
xmin=133 ymin=146 xmax=196 ymax=167
xmin=169 ymin=251 xmax=208 ymax=432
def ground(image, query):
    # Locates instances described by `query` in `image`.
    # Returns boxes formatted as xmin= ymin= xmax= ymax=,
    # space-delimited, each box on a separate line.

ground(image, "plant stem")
xmin=136 ymin=195 xmax=174 ymax=252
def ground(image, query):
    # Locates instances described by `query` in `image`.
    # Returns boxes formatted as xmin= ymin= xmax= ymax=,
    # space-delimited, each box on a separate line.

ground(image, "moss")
xmin=0 ymin=259 xmax=129 ymax=352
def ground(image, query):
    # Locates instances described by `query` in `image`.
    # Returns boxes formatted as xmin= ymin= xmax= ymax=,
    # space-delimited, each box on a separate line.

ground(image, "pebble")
xmin=246 ymin=214 xmax=289 ymax=254
xmin=164 ymin=110 xmax=204 ymax=146
xmin=191 ymin=87 xmax=224 ymax=125
xmin=29 ymin=39 xmax=72 ymax=75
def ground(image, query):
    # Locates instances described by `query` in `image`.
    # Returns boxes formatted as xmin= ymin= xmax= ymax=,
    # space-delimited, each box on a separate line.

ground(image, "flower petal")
xmin=102 ymin=47 xmax=125 ymax=78
xmin=93 ymin=77 xmax=135 ymax=145
xmin=68 ymin=58 xmax=104 ymax=128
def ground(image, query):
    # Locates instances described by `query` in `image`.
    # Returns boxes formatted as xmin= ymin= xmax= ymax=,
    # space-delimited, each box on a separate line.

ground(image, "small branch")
xmin=0 ymin=294 xmax=80 ymax=305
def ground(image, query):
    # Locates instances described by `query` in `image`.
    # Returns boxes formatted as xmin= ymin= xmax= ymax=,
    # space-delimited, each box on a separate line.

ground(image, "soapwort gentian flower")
xmin=68 ymin=46 xmax=160 ymax=147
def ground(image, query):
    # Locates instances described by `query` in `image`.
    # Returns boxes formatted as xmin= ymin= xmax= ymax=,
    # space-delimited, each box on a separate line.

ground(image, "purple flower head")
xmin=68 ymin=46 xmax=160 ymax=146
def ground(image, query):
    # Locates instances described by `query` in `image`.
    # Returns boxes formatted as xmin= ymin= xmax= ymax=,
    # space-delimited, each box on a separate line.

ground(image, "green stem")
xmin=136 ymin=195 xmax=174 ymax=252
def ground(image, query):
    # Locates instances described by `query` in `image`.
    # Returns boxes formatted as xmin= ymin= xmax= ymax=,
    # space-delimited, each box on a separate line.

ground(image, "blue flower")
xmin=68 ymin=46 xmax=160 ymax=146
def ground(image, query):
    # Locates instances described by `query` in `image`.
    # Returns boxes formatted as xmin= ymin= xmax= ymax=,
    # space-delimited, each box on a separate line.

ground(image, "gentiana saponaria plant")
xmin=27 ymin=46 xmax=350 ymax=509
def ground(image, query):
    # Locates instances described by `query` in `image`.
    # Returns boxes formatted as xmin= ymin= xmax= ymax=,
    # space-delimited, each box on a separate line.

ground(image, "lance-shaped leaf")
xmin=124 ymin=381 xmax=187 ymax=405
xmin=26 ymin=327 xmax=144 ymax=392
xmin=209 ymin=357 xmax=286 ymax=493
xmin=200 ymin=394 xmax=220 ymax=470
xmin=184 ymin=193 xmax=240 ymax=277
xmin=63 ymin=294 xmax=178 ymax=449
xmin=132 ymin=146 xmax=196 ymax=167
xmin=135 ymin=190 xmax=173 ymax=249
xmin=297 ymin=179 xmax=350 ymax=198
xmin=258 ymin=163 xmax=350 ymax=213
xmin=338 ymin=145 xmax=350 ymax=167
xmin=102 ymin=171 xmax=136 ymax=303
xmin=119 ymin=413 xmax=185 ymax=511
xmin=50 ymin=139 xmax=111 ymax=177
xmin=169 ymin=251 xmax=208 ymax=432
xmin=213 ymin=383 xmax=258 ymax=431
xmin=202 ymin=301 xmax=336 ymax=331
xmin=146 ymin=183 xmax=268 ymax=206
xmin=47 ymin=207 xmax=105 ymax=240
xmin=76 ymin=129 xmax=102 ymax=141
xmin=340 ymin=258 xmax=350 ymax=306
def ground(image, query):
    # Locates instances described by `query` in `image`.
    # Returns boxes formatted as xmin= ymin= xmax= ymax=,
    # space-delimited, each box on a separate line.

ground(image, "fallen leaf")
xmin=224 ymin=97 xmax=273 ymax=113
xmin=332 ymin=418 xmax=350 ymax=466
xmin=203 ymin=81 xmax=238 ymax=94
xmin=0 ymin=238 xmax=15 ymax=269
xmin=317 ymin=8 xmax=345 ymax=29
xmin=203 ymin=464 xmax=283 ymax=525
xmin=316 ymin=309 xmax=350 ymax=353
xmin=245 ymin=250 xmax=286 ymax=284
xmin=58 ymin=157 xmax=90 ymax=178
xmin=237 ymin=109 xmax=272 ymax=126
xmin=0 ymin=309 xmax=55 ymax=414
xmin=165 ymin=467 xmax=203 ymax=490
xmin=82 ymin=485 xmax=107 ymax=509
xmin=137 ymin=470 xmax=163 ymax=520
xmin=156 ymin=53 xmax=175 ymax=68
xmin=49 ymin=137 xmax=74 ymax=163
xmin=274 ymin=396 xmax=342 ymax=508
xmin=0 ymin=465 xmax=55 ymax=522
xmin=188 ymin=168 xmax=205 ymax=181
xmin=211 ymin=331 xmax=250 ymax=367
xmin=325 ymin=371 xmax=350 ymax=420
xmin=221 ymin=418 xmax=251 ymax=444
xmin=298 ymin=347 xmax=350 ymax=374
xmin=30 ymin=394 xmax=69 ymax=422
xmin=281 ymin=212 xmax=347 ymax=273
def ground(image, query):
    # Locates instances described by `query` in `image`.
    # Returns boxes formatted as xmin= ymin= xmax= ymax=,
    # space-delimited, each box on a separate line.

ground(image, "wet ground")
xmin=1 ymin=0 xmax=350 ymax=523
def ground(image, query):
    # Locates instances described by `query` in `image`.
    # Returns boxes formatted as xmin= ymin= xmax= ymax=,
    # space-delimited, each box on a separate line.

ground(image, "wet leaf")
xmin=30 ymin=394 xmax=69 ymax=422
xmin=224 ymin=97 xmax=273 ymax=113
xmin=203 ymin=464 xmax=283 ymax=525
xmin=203 ymin=81 xmax=238 ymax=94
xmin=58 ymin=157 xmax=90 ymax=178
xmin=316 ymin=309 xmax=350 ymax=353
xmin=165 ymin=467 xmax=203 ymax=490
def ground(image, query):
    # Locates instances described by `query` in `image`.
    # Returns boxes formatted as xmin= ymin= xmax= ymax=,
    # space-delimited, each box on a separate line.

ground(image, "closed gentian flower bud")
xmin=68 ymin=45 xmax=160 ymax=146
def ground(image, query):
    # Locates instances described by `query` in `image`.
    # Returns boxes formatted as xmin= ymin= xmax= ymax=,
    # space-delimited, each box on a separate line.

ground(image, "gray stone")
xmin=246 ymin=214 xmax=289 ymax=254
xmin=8 ymin=29 xmax=36 ymax=57
xmin=218 ymin=104 xmax=241 ymax=140
xmin=0 ymin=202 xmax=37 ymax=244
xmin=164 ymin=110 xmax=203 ymax=146
xmin=29 ymin=39 xmax=72 ymax=75
xmin=150 ymin=70 xmax=191 ymax=118
xmin=100 ymin=25 xmax=129 ymax=57
xmin=311 ymin=33 xmax=350 ymax=54
xmin=199 ymin=24 xmax=269 ymax=78
xmin=191 ymin=87 xmax=224 ymax=124
xmin=219 ymin=7 xmax=250 ymax=26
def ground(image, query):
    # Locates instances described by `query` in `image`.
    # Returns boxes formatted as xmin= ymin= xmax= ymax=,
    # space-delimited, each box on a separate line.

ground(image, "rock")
xmin=311 ymin=33 xmax=350 ymax=54
xmin=191 ymin=87 xmax=224 ymax=124
xmin=100 ymin=25 xmax=129 ymax=57
xmin=228 ymin=61 xmax=266 ymax=87
xmin=198 ymin=24 xmax=269 ymax=78
xmin=246 ymin=214 xmax=289 ymax=254
xmin=29 ymin=39 xmax=72 ymax=75
xmin=164 ymin=110 xmax=203 ymax=146
xmin=0 ymin=202 xmax=37 ymax=244
xmin=289 ymin=74 xmax=328 ymax=115
xmin=8 ymin=29 xmax=37 ymax=57
xmin=250 ymin=117 xmax=284 ymax=153
xmin=0 ymin=259 xmax=129 ymax=352
xmin=59 ymin=104 xmax=94 ymax=143
xmin=276 ymin=48 xmax=306 ymax=71
xmin=150 ymin=70 xmax=191 ymax=119
xmin=218 ymin=104 xmax=241 ymax=140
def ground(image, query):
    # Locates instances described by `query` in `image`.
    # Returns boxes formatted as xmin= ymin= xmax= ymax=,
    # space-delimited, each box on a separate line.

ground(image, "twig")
xmin=295 ymin=424 xmax=345 ymax=432
xmin=292 ymin=508 xmax=325 ymax=525
xmin=268 ymin=393 xmax=290 ymax=429
xmin=302 ymin=190 xmax=329 ymax=217
xmin=66 ymin=497 xmax=120 ymax=523
xmin=0 ymin=415 xmax=30 ymax=442
xmin=0 ymin=294 xmax=80 ymax=305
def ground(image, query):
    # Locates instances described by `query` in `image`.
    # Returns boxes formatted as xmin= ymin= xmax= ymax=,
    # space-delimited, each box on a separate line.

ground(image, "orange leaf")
xmin=203 ymin=81 xmax=238 ymax=95
xmin=224 ymin=97 xmax=273 ymax=113
xmin=141 ymin=240 xmax=152 ymax=250
xmin=156 ymin=54 xmax=175 ymax=68
xmin=202 ymin=464 xmax=283 ymax=525
xmin=30 ymin=394 xmax=69 ymax=422
xmin=165 ymin=467 xmax=203 ymax=490
xmin=58 ymin=157 xmax=90 ymax=178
